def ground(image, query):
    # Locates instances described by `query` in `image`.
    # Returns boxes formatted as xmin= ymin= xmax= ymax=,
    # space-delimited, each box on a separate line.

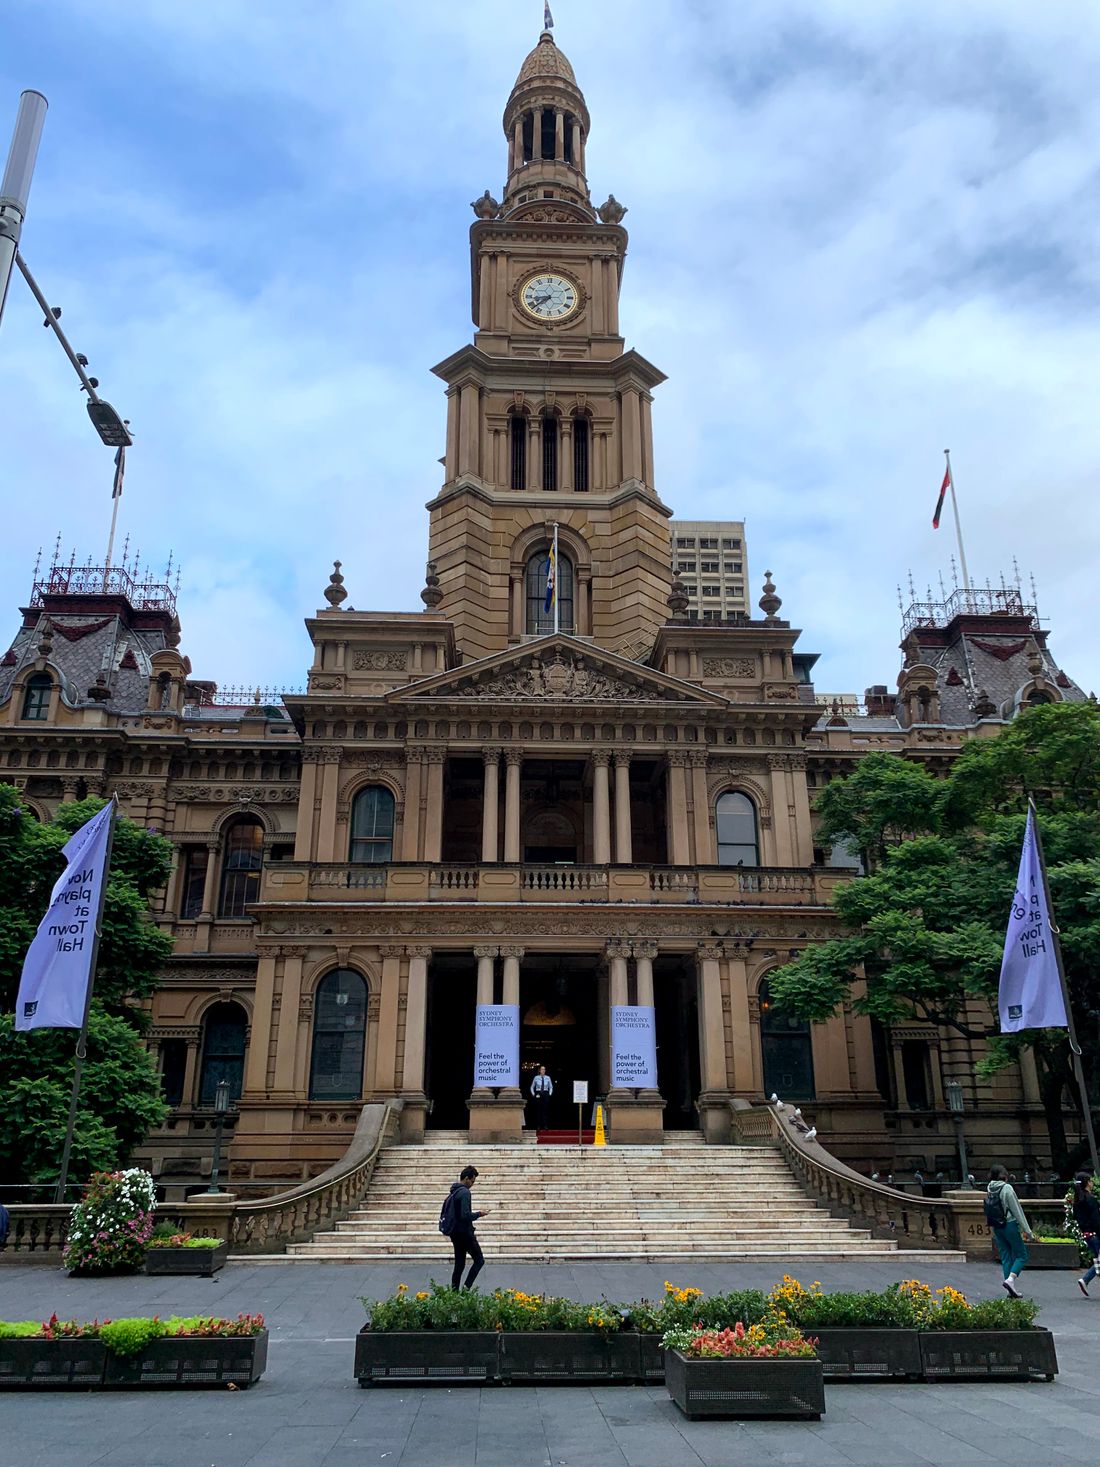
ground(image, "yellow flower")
xmin=415 ymin=1291 xmax=429 ymax=1300
xmin=396 ymin=1283 xmax=408 ymax=1294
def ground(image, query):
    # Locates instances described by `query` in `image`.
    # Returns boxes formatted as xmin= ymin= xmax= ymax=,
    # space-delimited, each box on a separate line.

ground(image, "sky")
xmin=2 ymin=0 xmax=1098 ymax=701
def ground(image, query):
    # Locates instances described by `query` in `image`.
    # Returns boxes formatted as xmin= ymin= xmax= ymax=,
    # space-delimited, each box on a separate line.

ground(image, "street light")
xmin=946 ymin=1079 xmax=971 ymax=1188
xmin=0 ymin=89 xmax=47 ymax=331
xmin=206 ymin=1079 xmax=232 ymax=1194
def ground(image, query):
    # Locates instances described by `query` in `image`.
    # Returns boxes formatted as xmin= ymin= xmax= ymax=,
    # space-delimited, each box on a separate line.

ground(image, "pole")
xmin=943 ymin=449 xmax=971 ymax=591
xmin=0 ymin=90 xmax=47 ymax=335
xmin=1029 ymin=796 xmax=1100 ymax=1175
xmin=54 ymin=796 xmax=118 ymax=1204
xmin=952 ymin=1114 xmax=970 ymax=1187
xmin=552 ymin=522 xmax=559 ymax=636
xmin=104 ymin=448 xmax=124 ymax=575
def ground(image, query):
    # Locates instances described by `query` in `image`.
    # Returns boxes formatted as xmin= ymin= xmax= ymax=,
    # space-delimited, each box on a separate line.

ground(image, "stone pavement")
xmin=1 ymin=1257 xmax=1098 ymax=1466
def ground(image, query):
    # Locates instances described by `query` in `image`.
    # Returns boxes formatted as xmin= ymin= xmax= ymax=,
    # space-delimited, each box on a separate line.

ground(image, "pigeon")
xmin=804 ymin=1127 xmax=817 ymax=1142
xmin=793 ymin=1108 xmax=802 ymax=1119
xmin=770 ymin=1093 xmax=784 ymax=1110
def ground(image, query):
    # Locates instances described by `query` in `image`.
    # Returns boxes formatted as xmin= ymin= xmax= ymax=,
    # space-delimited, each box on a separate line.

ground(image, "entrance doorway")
xmin=654 ymin=957 xmax=701 ymax=1129
xmin=424 ymin=954 xmax=475 ymax=1129
xmin=519 ymin=956 xmax=599 ymax=1129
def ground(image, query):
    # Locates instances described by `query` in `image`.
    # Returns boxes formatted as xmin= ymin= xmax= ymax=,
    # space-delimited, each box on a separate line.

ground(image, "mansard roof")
xmin=386 ymin=634 xmax=730 ymax=709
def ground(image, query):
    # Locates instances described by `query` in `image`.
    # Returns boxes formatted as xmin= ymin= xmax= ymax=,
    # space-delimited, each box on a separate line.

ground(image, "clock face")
xmin=520 ymin=273 xmax=579 ymax=322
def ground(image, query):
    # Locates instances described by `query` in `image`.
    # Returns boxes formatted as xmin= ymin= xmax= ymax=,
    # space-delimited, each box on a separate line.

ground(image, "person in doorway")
xmin=986 ymin=1163 xmax=1034 ymax=1297
xmin=530 ymin=1066 xmax=554 ymax=1130
xmin=446 ymin=1165 xmax=490 ymax=1290
xmin=1072 ymin=1172 xmax=1100 ymax=1296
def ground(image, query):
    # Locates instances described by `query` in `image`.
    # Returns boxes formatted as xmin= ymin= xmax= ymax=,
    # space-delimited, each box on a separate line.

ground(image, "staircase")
xmin=285 ymin=1132 xmax=962 ymax=1263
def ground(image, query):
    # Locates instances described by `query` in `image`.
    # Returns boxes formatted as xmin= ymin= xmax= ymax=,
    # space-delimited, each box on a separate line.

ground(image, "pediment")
xmin=387 ymin=636 xmax=727 ymax=708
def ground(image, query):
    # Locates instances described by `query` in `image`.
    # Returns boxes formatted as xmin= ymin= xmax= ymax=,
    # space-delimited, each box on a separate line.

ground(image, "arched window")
xmin=309 ymin=969 xmax=368 ymax=1100
xmin=542 ymin=413 xmax=558 ymax=491
xmin=22 ymin=674 xmax=51 ymax=721
xmin=572 ymin=414 xmax=590 ymax=491
xmin=198 ymin=1000 xmax=247 ymax=1107
xmin=1026 ymin=688 xmax=1053 ymax=706
xmin=759 ymin=980 xmax=815 ymax=1101
xmin=525 ymin=549 xmax=574 ymax=634
xmin=715 ymin=791 xmax=759 ymax=866
xmin=510 ymin=414 xmax=527 ymax=490
xmin=349 ymin=786 xmax=395 ymax=863
xmin=218 ymin=816 xmax=264 ymax=917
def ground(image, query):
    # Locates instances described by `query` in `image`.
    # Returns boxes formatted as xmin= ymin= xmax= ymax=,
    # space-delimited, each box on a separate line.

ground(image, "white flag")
xmin=15 ymin=802 xmax=114 ymax=1031
xmin=998 ymin=808 xmax=1068 ymax=1033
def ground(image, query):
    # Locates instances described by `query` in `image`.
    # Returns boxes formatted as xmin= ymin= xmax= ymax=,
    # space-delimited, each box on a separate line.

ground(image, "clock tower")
xmin=427 ymin=26 xmax=672 ymax=661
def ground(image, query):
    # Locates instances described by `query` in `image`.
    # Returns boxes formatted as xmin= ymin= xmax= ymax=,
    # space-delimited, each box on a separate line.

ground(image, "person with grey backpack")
xmin=985 ymin=1164 xmax=1034 ymax=1297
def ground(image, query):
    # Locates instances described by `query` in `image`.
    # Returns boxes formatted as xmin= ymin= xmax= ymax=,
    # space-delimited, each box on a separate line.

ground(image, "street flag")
xmin=932 ymin=464 xmax=949 ymax=528
xmin=544 ymin=2 xmax=554 ymax=29
xmin=998 ymin=807 xmax=1068 ymax=1033
xmin=544 ymin=537 xmax=557 ymax=615
xmin=112 ymin=446 xmax=126 ymax=500
xmin=15 ymin=802 xmax=114 ymax=1031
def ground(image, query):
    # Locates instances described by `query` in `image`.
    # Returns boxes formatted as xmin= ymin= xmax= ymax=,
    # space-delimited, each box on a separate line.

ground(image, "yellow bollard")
xmin=594 ymin=1103 xmax=606 ymax=1146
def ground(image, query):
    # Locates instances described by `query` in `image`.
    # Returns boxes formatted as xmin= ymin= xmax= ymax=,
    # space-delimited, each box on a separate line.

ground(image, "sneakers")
xmin=1079 ymin=1278 xmax=1090 ymax=1298
xmin=1003 ymin=1277 xmax=1022 ymax=1299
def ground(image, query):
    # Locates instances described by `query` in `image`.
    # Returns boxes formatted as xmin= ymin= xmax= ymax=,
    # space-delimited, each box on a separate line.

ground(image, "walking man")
xmin=530 ymin=1065 xmax=554 ymax=1130
xmin=444 ymin=1165 xmax=490 ymax=1291
xmin=985 ymin=1164 xmax=1034 ymax=1297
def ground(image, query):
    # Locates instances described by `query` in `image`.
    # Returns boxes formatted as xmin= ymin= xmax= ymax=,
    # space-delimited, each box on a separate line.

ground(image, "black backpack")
xmin=439 ymin=1191 xmax=458 ymax=1237
xmin=983 ymin=1189 xmax=1008 ymax=1228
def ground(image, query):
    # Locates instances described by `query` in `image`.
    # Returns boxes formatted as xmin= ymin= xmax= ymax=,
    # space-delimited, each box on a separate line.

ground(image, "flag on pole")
xmin=932 ymin=464 xmax=949 ymax=528
xmin=15 ymin=802 xmax=114 ymax=1031
xmin=544 ymin=535 xmax=557 ymax=615
xmin=998 ymin=807 xmax=1068 ymax=1033
xmin=544 ymin=2 xmax=554 ymax=29
xmin=112 ymin=446 xmax=125 ymax=500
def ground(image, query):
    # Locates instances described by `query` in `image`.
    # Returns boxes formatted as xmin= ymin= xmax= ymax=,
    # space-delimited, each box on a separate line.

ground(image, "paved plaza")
xmin=1 ymin=1257 xmax=1098 ymax=1466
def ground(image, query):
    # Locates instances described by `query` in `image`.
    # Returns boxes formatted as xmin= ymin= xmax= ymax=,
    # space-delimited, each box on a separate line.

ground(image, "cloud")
xmin=1 ymin=0 xmax=1098 ymax=702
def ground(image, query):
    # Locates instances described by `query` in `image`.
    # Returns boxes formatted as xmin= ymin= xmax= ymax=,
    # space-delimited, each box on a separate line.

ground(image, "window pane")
xmin=180 ymin=846 xmax=208 ymax=919
xmin=716 ymin=792 xmax=758 ymax=866
xmin=525 ymin=550 xmax=574 ymax=634
xmin=310 ymin=969 xmax=368 ymax=1100
xmin=198 ymin=1002 xmax=247 ymax=1106
xmin=219 ymin=818 xmax=264 ymax=917
xmin=350 ymin=787 xmax=395 ymax=862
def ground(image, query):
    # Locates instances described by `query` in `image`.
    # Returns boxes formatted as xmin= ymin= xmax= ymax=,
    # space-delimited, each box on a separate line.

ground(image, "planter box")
xmin=919 ymin=1328 xmax=1058 ymax=1382
xmin=635 ymin=1334 xmax=665 ymax=1384
xmin=355 ymin=1330 xmax=499 ymax=1387
xmin=0 ymin=1339 xmax=108 ymax=1390
xmin=102 ymin=1331 xmax=268 ymax=1389
xmin=500 ymin=1332 xmax=634 ymax=1383
xmin=990 ymin=1239 xmax=1081 ymax=1270
xmin=812 ymin=1327 xmax=922 ymax=1382
xmin=665 ymin=1349 xmax=825 ymax=1420
xmin=0 ymin=1332 xmax=266 ymax=1390
xmin=145 ymin=1243 xmax=228 ymax=1276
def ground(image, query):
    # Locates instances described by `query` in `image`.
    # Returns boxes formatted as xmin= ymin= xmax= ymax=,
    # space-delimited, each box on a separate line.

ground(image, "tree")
xmin=0 ymin=787 xmax=172 ymax=1186
xmin=769 ymin=704 xmax=1100 ymax=1173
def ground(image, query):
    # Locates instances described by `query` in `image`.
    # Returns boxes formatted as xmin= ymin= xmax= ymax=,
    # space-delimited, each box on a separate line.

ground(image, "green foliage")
xmin=945 ymin=701 xmax=1100 ymax=825
xmin=0 ymin=1314 xmax=264 ymax=1350
xmin=62 ymin=1169 xmax=157 ymax=1274
xmin=814 ymin=752 xmax=943 ymax=869
xmin=98 ymin=1317 xmax=165 ymax=1357
xmin=0 ymin=1322 xmax=41 ymax=1338
xmin=146 ymin=1232 xmax=222 ymax=1249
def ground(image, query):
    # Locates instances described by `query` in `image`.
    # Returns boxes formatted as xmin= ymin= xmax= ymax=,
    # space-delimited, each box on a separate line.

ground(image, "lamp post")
xmin=946 ymin=1079 xmax=970 ymax=1188
xmin=0 ymin=89 xmax=47 ymax=333
xmin=206 ymin=1079 xmax=231 ymax=1194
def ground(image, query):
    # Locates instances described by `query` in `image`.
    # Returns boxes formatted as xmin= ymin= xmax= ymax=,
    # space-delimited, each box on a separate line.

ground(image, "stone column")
xmin=592 ymin=750 xmax=611 ymax=863
xmin=481 ymin=748 xmax=500 ymax=862
xmin=510 ymin=572 xmax=524 ymax=641
xmin=197 ymin=838 xmax=220 ymax=920
xmin=607 ymin=941 xmax=665 ymax=1142
xmin=374 ymin=946 xmax=404 ymax=1093
xmin=554 ymin=108 xmax=565 ymax=160
xmin=527 ymin=417 xmax=540 ymax=492
xmin=272 ymin=948 xmax=305 ymax=1093
xmin=689 ymin=750 xmax=711 ymax=865
xmin=468 ymin=945 xmax=526 ymax=1142
xmin=696 ymin=942 xmax=731 ymax=1143
xmin=423 ymin=750 xmax=446 ymax=863
xmin=513 ymin=115 xmax=524 ymax=167
xmin=560 ymin=417 xmax=573 ymax=491
xmin=571 ymin=119 xmax=582 ymax=165
xmin=470 ymin=946 xmax=498 ymax=1099
xmin=400 ymin=946 xmax=430 ymax=1141
xmin=182 ymin=1037 xmax=201 ymax=1109
xmin=726 ymin=946 xmax=755 ymax=1096
xmin=607 ymin=940 xmax=629 ymax=1008
xmin=612 ymin=752 xmax=632 ymax=862
xmin=243 ymin=954 xmax=278 ymax=1095
xmin=401 ymin=749 xmax=424 ymax=860
xmin=666 ymin=752 xmax=691 ymax=865
xmin=634 ymin=940 xmax=657 ymax=1007
xmin=504 ymin=749 xmax=522 ymax=862
xmin=317 ymin=748 xmax=341 ymax=862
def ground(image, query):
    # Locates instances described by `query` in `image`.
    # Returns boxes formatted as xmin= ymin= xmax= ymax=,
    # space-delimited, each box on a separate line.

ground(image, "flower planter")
xmin=989 ymin=1239 xmax=1081 ymax=1270
xmin=145 ymin=1243 xmax=228 ymax=1276
xmin=0 ymin=1339 xmax=108 ymax=1390
xmin=635 ymin=1334 xmax=665 ymax=1384
xmin=918 ymin=1328 xmax=1058 ymax=1382
xmin=665 ymin=1349 xmax=824 ymax=1420
xmin=355 ymin=1330 xmax=499 ymax=1387
xmin=101 ymin=1331 xmax=268 ymax=1389
xmin=499 ymin=1331 xmax=629 ymax=1383
xmin=811 ymin=1327 xmax=922 ymax=1381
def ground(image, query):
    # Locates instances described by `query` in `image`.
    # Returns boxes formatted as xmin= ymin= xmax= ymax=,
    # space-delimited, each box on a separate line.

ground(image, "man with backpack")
xmin=985 ymin=1163 xmax=1035 ymax=1297
xmin=440 ymin=1165 xmax=491 ymax=1290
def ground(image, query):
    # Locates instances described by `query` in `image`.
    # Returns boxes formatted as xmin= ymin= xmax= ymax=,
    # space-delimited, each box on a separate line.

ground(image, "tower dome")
xmin=502 ymin=28 xmax=591 ymax=213
xmin=514 ymin=29 xmax=577 ymax=87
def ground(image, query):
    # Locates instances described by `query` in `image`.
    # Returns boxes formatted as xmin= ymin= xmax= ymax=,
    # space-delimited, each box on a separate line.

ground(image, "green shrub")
xmin=0 ymin=1322 xmax=41 ymax=1338
xmin=98 ymin=1318 xmax=166 ymax=1357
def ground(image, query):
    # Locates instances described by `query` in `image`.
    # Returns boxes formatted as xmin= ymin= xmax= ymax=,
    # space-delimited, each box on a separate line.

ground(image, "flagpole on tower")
xmin=944 ymin=449 xmax=971 ymax=591
xmin=103 ymin=447 xmax=125 ymax=578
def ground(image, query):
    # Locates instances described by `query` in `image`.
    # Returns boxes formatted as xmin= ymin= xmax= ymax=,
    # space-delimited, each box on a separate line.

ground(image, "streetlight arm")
xmin=15 ymin=249 xmax=102 ymax=400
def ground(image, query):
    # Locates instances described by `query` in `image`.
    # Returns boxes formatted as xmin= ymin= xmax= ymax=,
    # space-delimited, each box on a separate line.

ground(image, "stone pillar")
xmin=459 ymin=381 xmax=479 ymax=477
xmin=400 ymin=946 xmax=430 ymax=1141
xmin=197 ymin=838 xmax=220 ymax=920
xmin=317 ymin=749 xmax=341 ymax=862
xmin=592 ymin=750 xmax=611 ymax=863
xmin=374 ymin=946 xmax=404 ymax=1093
xmin=613 ymin=752 xmax=632 ymax=862
xmin=634 ymin=941 xmax=656 ymax=1008
xmin=607 ymin=940 xmax=629 ymax=1008
xmin=554 ymin=108 xmax=564 ymax=159
xmin=182 ymin=1038 xmax=201 ymax=1108
xmin=504 ymin=749 xmax=522 ymax=862
xmin=513 ymin=115 xmax=524 ymax=167
xmin=696 ymin=942 xmax=731 ymax=1143
xmin=607 ymin=941 xmax=665 ymax=1142
xmin=470 ymin=946 xmax=498 ymax=1099
xmin=402 ymin=749 xmax=424 ymax=860
xmin=527 ymin=418 xmax=540 ymax=492
xmin=468 ymin=945 xmax=526 ymax=1141
xmin=726 ymin=947 xmax=755 ymax=1096
xmin=423 ymin=750 xmax=446 ymax=863
xmin=560 ymin=417 xmax=573 ymax=491
xmin=481 ymin=748 xmax=500 ymax=862
xmin=891 ymin=1037 xmax=909 ymax=1110
xmin=571 ymin=119 xmax=582 ymax=166
xmin=510 ymin=572 xmax=524 ymax=641
xmin=272 ymin=948 xmax=305 ymax=1093
xmin=243 ymin=954 xmax=278 ymax=1095
xmin=666 ymin=752 xmax=691 ymax=865
xmin=689 ymin=750 xmax=711 ymax=864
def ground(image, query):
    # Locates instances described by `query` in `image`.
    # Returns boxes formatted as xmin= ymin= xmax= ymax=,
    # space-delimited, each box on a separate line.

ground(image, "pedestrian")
xmin=1071 ymin=1171 xmax=1100 ymax=1297
xmin=530 ymin=1065 xmax=553 ymax=1130
xmin=985 ymin=1163 xmax=1034 ymax=1298
xmin=441 ymin=1164 xmax=491 ymax=1291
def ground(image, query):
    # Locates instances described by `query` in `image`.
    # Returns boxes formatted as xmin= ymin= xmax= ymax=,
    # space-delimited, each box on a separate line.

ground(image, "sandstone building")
xmin=0 ymin=28 xmax=1087 ymax=1190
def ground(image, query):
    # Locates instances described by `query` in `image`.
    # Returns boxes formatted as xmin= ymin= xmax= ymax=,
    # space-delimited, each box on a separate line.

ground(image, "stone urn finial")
xmin=758 ymin=571 xmax=782 ymax=620
xmin=87 ymin=672 xmax=111 ymax=703
xmin=666 ymin=573 xmax=689 ymax=617
xmin=421 ymin=561 xmax=443 ymax=610
xmin=323 ymin=560 xmax=347 ymax=608
xmin=36 ymin=619 xmax=54 ymax=658
xmin=470 ymin=189 xmax=500 ymax=219
xmin=597 ymin=194 xmax=628 ymax=224
xmin=973 ymin=687 xmax=996 ymax=718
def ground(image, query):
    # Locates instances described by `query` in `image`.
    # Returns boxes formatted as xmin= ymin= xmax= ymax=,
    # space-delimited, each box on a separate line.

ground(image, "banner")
xmin=474 ymin=1003 xmax=519 ymax=1087
xmin=998 ymin=808 xmax=1068 ymax=1033
xmin=611 ymin=1005 xmax=657 ymax=1088
xmin=15 ymin=802 xmax=114 ymax=1031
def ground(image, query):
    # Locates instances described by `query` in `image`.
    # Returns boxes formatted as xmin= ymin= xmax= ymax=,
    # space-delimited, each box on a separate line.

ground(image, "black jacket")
xmin=448 ymin=1181 xmax=483 ymax=1235
xmin=1073 ymin=1190 xmax=1100 ymax=1236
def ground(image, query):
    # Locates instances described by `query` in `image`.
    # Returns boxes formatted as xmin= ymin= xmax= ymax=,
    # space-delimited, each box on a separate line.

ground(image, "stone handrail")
xmin=431 ymin=866 xmax=480 ymax=895
xmin=732 ymin=1102 xmax=1068 ymax=1255
xmin=311 ymin=865 xmax=387 ymax=891
xmin=522 ymin=864 xmax=608 ymax=895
